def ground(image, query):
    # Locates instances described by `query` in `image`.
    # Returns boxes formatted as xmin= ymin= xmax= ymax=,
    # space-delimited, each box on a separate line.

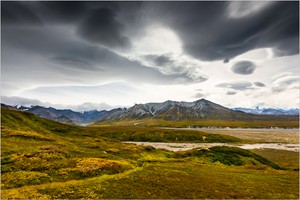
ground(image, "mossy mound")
xmin=175 ymin=146 xmax=282 ymax=169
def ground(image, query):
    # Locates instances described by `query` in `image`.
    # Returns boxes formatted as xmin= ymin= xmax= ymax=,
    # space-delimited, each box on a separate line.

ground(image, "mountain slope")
xmin=25 ymin=106 xmax=75 ymax=124
xmin=96 ymin=98 xmax=296 ymax=122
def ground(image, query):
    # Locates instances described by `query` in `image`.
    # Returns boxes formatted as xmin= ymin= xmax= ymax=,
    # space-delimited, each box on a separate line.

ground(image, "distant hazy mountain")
xmin=13 ymin=105 xmax=106 ymax=125
xmin=232 ymin=107 xmax=299 ymax=115
xmin=1 ymin=103 xmax=18 ymax=111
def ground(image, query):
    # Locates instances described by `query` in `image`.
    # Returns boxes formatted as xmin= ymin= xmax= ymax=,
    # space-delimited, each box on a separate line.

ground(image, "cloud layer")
xmin=1 ymin=1 xmax=299 ymax=109
xmin=78 ymin=8 xmax=131 ymax=49
xmin=2 ymin=1 xmax=298 ymax=60
xmin=151 ymin=1 xmax=299 ymax=61
xmin=216 ymin=81 xmax=253 ymax=91
xmin=1 ymin=96 xmax=114 ymax=111
xmin=271 ymin=73 xmax=299 ymax=93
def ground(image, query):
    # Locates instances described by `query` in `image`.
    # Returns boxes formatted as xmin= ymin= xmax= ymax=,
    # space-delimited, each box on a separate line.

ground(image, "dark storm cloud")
xmin=2 ymin=25 xmax=199 ymax=88
xmin=149 ymin=1 xmax=299 ymax=61
xmin=2 ymin=2 xmax=132 ymax=49
xmin=2 ymin=1 xmax=43 ymax=26
xmin=231 ymin=61 xmax=256 ymax=75
xmin=36 ymin=1 xmax=88 ymax=23
xmin=77 ymin=8 xmax=131 ymax=49
xmin=253 ymin=82 xmax=266 ymax=87
xmin=216 ymin=81 xmax=253 ymax=91
xmin=1 ymin=1 xmax=117 ymax=25
xmin=2 ymin=1 xmax=298 ymax=61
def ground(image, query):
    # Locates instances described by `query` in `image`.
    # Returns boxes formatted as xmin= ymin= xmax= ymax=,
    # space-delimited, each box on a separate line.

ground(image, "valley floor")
xmin=124 ymin=141 xmax=300 ymax=152
xmin=160 ymin=127 xmax=299 ymax=143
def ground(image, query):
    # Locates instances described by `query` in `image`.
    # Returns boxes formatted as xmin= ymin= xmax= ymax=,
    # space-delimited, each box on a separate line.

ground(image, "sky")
xmin=1 ymin=1 xmax=299 ymax=111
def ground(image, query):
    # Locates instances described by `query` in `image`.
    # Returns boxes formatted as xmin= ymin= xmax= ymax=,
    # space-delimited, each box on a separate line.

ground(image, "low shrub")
xmin=175 ymin=146 xmax=282 ymax=169
xmin=58 ymin=158 xmax=131 ymax=179
xmin=2 ymin=171 xmax=51 ymax=189
xmin=2 ymin=130 xmax=54 ymax=141
xmin=38 ymin=185 xmax=98 ymax=199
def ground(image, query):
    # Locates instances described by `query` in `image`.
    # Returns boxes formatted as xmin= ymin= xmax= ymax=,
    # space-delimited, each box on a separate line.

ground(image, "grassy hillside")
xmin=1 ymin=107 xmax=299 ymax=199
xmin=251 ymin=149 xmax=299 ymax=170
xmin=84 ymin=126 xmax=242 ymax=143
xmin=94 ymin=117 xmax=299 ymax=128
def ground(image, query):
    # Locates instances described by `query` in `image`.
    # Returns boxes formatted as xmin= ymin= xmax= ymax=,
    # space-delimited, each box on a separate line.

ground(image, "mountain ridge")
xmin=94 ymin=99 xmax=299 ymax=123
xmin=6 ymin=104 xmax=106 ymax=125
xmin=232 ymin=107 xmax=299 ymax=115
xmin=96 ymin=98 xmax=241 ymax=122
xmin=2 ymin=98 xmax=299 ymax=125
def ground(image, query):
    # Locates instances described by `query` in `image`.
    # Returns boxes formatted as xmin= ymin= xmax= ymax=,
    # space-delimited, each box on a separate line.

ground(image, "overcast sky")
xmin=1 ymin=1 xmax=299 ymax=111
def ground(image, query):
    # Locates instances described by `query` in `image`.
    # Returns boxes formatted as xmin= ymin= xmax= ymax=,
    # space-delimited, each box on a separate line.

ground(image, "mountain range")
xmin=232 ymin=107 xmax=299 ymax=115
xmin=95 ymin=99 xmax=251 ymax=122
xmin=9 ymin=104 xmax=106 ymax=125
xmin=2 ymin=99 xmax=299 ymax=125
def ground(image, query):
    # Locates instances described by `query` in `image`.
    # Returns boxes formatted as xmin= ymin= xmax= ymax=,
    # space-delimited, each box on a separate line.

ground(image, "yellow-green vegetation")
xmin=2 ymin=129 xmax=54 ymax=141
xmin=86 ymin=126 xmax=243 ymax=143
xmin=2 ymin=171 xmax=50 ymax=189
xmin=1 ymin=107 xmax=299 ymax=199
xmin=95 ymin=118 xmax=299 ymax=128
xmin=174 ymin=146 xmax=279 ymax=168
xmin=58 ymin=158 xmax=132 ymax=180
xmin=83 ymin=162 xmax=298 ymax=199
xmin=251 ymin=149 xmax=299 ymax=170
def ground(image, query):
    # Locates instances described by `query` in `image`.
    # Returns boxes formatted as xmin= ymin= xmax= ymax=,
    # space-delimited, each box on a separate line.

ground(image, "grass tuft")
xmin=2 ymin=171 xmax=51 ymax=189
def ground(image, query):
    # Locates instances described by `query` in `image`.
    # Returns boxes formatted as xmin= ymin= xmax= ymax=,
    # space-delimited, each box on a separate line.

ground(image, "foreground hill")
xmin=1 ymin=107 xmax=299 ymax=199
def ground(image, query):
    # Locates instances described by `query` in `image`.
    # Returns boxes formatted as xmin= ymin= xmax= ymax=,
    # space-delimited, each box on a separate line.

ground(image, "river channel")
xmin=124 ymin=141 xmax=300 ymax=152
